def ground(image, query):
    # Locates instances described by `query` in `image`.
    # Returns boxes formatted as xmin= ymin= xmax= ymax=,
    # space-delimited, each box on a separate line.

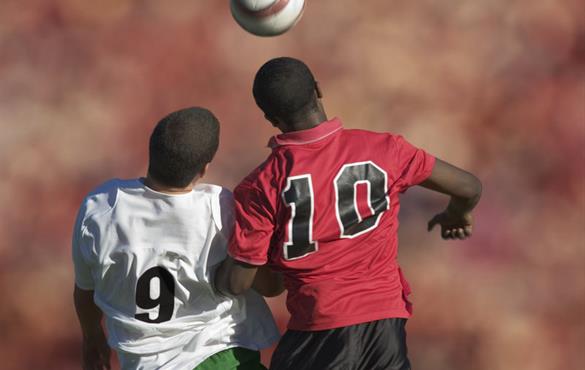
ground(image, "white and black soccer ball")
xmin=230 ymin=0 xmax=306 ymax=37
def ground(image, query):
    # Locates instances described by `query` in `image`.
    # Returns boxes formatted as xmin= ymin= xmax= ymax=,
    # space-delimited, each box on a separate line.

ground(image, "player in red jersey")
xmin=216 ymin=57 xmax=482 ymax=370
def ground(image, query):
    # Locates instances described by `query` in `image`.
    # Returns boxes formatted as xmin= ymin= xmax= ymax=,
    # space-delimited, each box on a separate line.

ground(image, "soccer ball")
xmin=230 ymin=0 xmax=306 ymax=37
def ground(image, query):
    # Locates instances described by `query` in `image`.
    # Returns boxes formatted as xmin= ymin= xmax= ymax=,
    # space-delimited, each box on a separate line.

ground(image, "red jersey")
xmin=228 ymin=118 xmax=435 ymax=331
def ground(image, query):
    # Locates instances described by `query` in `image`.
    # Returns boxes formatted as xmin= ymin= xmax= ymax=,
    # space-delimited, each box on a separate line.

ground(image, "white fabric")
xmin=72 ymin=179 xmax=279 ymax=370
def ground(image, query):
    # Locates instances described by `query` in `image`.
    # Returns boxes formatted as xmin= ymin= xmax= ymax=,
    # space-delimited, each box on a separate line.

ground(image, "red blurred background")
xmin=0 ymin=1 xmax=583 ymax=369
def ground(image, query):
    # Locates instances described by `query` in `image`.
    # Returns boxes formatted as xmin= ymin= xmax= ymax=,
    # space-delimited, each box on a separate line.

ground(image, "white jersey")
xmin=72 ymin=179 xmax=279 ymax=370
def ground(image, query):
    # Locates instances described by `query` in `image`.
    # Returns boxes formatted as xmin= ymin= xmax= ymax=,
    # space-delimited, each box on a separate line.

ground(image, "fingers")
xmin=427 ymin=214 xmax=441 ymax=231
xmin=428 ymin=211 xmax=474 ymax=240
xmin=442 ymin=228 xmax=458 ymax=240
xmin=442 ymin=227 xmax=471 ymax=240
xmin=441 ymin=228 xmax=451 ymax=239
xmin=455 ymin=225 xmax=473 ymax=239
xmin=455 ymin=227 xmax=467 ymax=240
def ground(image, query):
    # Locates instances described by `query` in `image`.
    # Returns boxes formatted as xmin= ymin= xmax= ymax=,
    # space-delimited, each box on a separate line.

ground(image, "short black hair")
xmin=253 ymin=57 xmax=318 ymax=123
xmin=148 ymin=107 xmax=219 ymax=188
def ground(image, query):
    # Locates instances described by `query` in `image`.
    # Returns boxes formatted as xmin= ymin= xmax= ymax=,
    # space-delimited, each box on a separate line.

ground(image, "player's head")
xmin=253 ymin=57 xmax=325 ymax=132
xmin=148 ymin=107 xmax=219 ymax=188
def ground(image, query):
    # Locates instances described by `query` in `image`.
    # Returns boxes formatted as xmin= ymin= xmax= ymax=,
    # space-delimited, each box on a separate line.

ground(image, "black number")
xmin=282 ymin=175 xmax=318 ymax=260
xmin=135 ymin=267 xmax=175 ymax=323
xmin=281 ymin=162 xmax=388 ymax=261
xmin=334 ymin=161 xmax=389 ymax=238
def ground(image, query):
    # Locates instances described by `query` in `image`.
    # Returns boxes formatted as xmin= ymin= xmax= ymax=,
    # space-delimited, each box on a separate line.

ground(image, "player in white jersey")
xmin=72 ymin=107 xmax=280 ymax=370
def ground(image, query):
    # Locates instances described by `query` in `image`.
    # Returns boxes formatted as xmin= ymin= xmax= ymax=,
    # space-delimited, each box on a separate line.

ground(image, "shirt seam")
xmin=272 ymin=126 xmax=343 ymax=147
xmin=228 ymin=251 xmax=267 ymax=266
xmin=289 ymin=308 xmax=412 ymax=331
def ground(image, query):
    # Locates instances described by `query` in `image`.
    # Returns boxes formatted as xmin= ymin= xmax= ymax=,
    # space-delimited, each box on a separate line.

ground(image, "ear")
xmin=315 ymin=81 xmax=323 ymax=99
xmin=199 ymin=163 xmax=210 ymax=178
xmin=265 ymin=114 xmax=279 ymax=128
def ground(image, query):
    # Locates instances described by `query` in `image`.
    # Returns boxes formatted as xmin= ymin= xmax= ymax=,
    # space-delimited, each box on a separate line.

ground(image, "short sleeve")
xmin=211 ymin=188 xmax=235 ymax=243
xmin=228 ymin=181 xmax=275 ymax=266
xmin=390 ymin=135 xmax=436 ymax=192
xmin=207 ymin=188 xmax=235 ymax=265
xmin=72 ymin=208 xmax=95 ymax=290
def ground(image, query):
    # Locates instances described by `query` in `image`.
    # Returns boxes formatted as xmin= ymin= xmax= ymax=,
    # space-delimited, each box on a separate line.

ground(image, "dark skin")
xmin=420 ymin=159 xmax=482 ymax=239
xmin=215 ymin=258 xmax=285 ymax=297
xmin=75 ymin=163 xmax=284 ymax=369
xmin=74 ymin=167 xmax=210 ymax=370
xmin=74 ymin=287 xmax=111 ymax=370
xmin=215 ymin=85 xmax=328 ymax=297
xmin=265 ymin=82 xmax=327 ymax=133
xmin=215 ymin=83 xmax=482 ymax=297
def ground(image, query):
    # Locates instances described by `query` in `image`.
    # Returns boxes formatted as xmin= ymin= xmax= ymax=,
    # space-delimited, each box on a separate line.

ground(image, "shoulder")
xmin=236 ymin=155 xmax=281 ymax=194
xmin=342 ymin=128 xmax=395 ymax=141
xmin=77 ymin=178 xmax=142 ymax=226
xmin=342 ymin=128 xmax=414 ymax=150
xmin=81 ymin=179 xmax=122 ymax=218
xmin=194 ymin=183 xmax=234 ymax=230
xmin=231 ymin=157 xmax=281 ymax=217
xmin=194 ymin=183 xmax=234 ymax=208
xmin=194 ymin=183 xmax=232 ymax=197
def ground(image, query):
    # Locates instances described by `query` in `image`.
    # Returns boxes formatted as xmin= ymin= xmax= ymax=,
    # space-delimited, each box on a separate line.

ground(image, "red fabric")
xmin=229 ymin=118 xmax=435 ymax=331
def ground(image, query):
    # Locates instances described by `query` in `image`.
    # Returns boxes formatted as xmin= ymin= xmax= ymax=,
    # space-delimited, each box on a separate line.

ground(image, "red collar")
xmin=268 ymin=118 xmax=343 ymax=148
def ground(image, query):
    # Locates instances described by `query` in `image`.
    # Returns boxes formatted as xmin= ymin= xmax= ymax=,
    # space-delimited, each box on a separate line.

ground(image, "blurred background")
xmin=0 ymin=0 xmax=583 ymax=369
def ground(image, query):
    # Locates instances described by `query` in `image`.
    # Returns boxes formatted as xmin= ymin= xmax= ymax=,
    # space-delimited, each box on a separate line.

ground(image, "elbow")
xmin=462 ymin=173 xmax=482 ymax=201
xmin=471 ymin=175 xmax=482 ymax=200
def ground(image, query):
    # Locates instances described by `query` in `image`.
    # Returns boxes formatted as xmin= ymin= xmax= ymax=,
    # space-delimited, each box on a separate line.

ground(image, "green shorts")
xmin=194 ymin=347 xmax=266 ymax=370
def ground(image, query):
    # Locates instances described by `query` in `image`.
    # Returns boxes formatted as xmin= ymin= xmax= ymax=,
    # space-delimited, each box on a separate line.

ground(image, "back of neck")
xmin=143 ymin=175 xmax=194 ymax=194
xmin=284 ymin=112 xmax=328 ymax=133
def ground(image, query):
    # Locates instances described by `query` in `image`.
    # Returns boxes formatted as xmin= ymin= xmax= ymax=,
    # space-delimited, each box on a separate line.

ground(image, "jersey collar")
xmin=268 ymin=118 xmax=343 ymax=148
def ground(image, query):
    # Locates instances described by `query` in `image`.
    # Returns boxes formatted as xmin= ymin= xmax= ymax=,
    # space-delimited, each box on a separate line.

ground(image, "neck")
xmin=282 ymin=110 xmax=328 ymax=133
xmin=143 ymin=175 xmax=195 ymax=194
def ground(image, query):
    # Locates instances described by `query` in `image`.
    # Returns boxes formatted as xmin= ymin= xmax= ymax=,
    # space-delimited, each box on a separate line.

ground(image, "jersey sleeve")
xmin=390 ymin=135 xmax=436 ymax=192
xmin=228 ymin=180 xmax=275 ymax=266
xmin=207 ymin=187 xmax=235 ymax=266
xmin=71 ymin=206 xmax=95 ymax=291
xmin=211 ymin=188 xmax=235 ymax=244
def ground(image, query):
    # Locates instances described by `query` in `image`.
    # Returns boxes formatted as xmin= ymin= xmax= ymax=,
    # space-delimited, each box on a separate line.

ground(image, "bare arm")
xmin=73 ymin=286 xmax=111 ymax=370
xmin=419 ymin=158 xmax=482 ymax=239
xmin=252 ymin=264 xmax=285 ymax=297
xmin=215 ymin=256 xmax=284 ymax=297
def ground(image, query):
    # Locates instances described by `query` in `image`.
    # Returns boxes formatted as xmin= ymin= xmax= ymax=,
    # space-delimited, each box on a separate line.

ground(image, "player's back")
xmin=232 ymin=118 xmax=435 ymax=330
xmin=73 ymin=179 xmax=278 ymax=369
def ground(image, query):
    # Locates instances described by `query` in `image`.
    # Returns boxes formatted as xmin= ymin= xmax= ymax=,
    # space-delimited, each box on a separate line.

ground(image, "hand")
xmin=428 ymin=209 xmax=473 ymax=240
xmin=82 ymin=330 xmax=111 ymax=370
